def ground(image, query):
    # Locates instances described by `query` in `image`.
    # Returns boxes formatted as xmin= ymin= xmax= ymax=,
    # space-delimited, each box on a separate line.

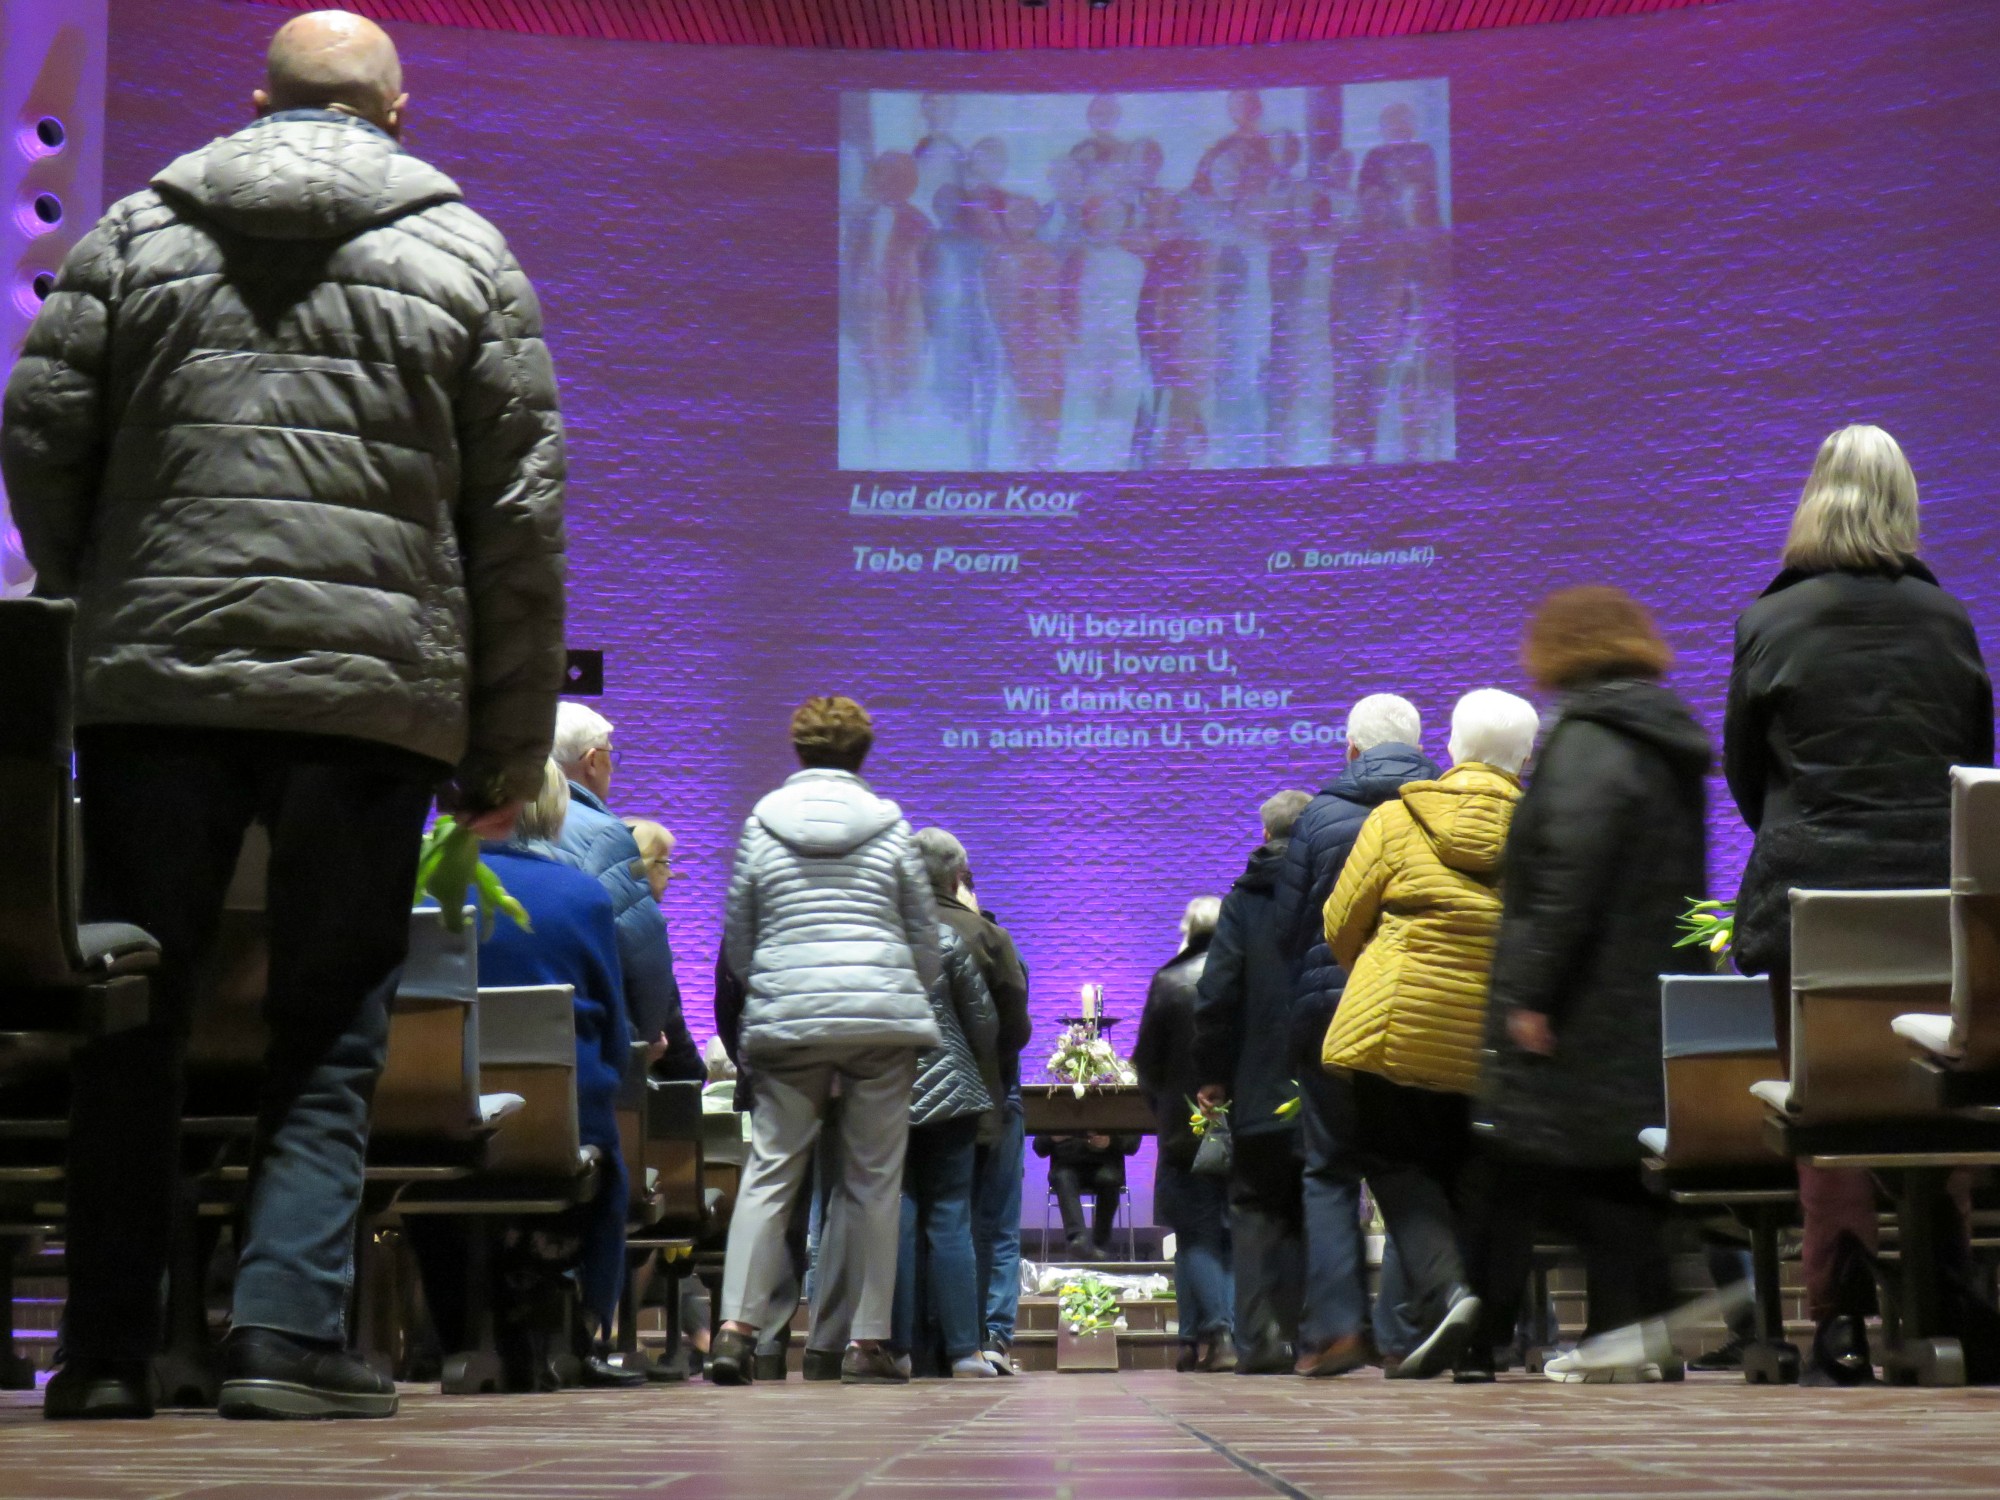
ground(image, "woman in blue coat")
xmin=417 ymin=760 xmax=636 ymax=1388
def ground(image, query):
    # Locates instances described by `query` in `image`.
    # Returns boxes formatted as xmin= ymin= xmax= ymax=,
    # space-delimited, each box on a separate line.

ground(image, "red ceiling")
xmin=243 ymin=0 xmax=1736 ymax=50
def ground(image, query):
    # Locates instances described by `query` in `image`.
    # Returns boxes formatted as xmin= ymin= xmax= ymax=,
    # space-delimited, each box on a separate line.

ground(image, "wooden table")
xmin=1020 ymin=1084 xmax=1155 ymax=1135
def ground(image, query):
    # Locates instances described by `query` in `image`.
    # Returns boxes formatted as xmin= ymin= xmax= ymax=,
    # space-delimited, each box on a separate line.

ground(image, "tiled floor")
xmin=3 ymin=1370 xmax=1997 ymax=1500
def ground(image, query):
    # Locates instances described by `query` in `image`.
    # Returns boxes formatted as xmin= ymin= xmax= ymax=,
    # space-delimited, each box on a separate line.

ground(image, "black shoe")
xmin=1175 ymin=1343 xmax=1202 ymax=1372
xmin=1803 ymin=1316 xmax=1876 ymax=1387
xmin=217 ymin=1327 xmax=397 ymax=1419
xmin=43 ymin=1360 xmax=154 ymax=1421
xmin=707 ymin=1328 xmax=755 ymax=1387
xmin=1689 ymin=1333 xmax=1750 ymax=1372
xmin=1390 ymin=1287 xmax=1482 ymax=1381
xmin=578 ymin=1353 xmax=647 ymax=1388
xmin=1233 ymin=1341 xmax=1294 ymax=1375
xmin=802 ymin=1347 xmax=845 ymax=1382
xmin=841 ymin=1343 xmax=910 ymax=1385
xmin=753 ymin=1348 xmax=790 ymax=1382
xmin=1451 ymin=1347 xmax=1497 ymax=1385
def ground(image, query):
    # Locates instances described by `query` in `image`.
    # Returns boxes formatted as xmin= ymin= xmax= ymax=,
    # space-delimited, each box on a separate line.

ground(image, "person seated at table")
xmin=1035 ymin=1131 xmax=1139 ymax=1260
xmin=413 ymin=759 xmax=637 ymax=1390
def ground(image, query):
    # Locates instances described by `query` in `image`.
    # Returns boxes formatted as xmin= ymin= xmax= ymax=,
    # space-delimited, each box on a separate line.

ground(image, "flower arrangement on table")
xmin=1675 ymin=897 xmax=1734 ymax=971
xmin=1046 ymin=1024 xmax=1137 ymax=1098
xmin=1057 ymin=1275 xmax=1125 ymax=1335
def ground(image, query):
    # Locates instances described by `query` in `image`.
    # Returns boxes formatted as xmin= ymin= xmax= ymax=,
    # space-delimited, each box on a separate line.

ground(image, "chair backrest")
xmin=373 ymin=907 xmax=481 ymax=1139
xmin=645 ymin=1079 xmax=706 ymax=1232
xmin=1790 ymin=888 xmax=1951 ymax=1122
xmin=1659 ymin=975 xmax=1779 ymax=1167
xmin=1950 ymin=767 xmax=2000 ymax=1069
xmin=475 ymin=985 xmax=582 ymax=1177
xmin=614 ymin=1040 xmax=653 ymax=1202
xmin=0 ymin=599 xmax=83 ymax=987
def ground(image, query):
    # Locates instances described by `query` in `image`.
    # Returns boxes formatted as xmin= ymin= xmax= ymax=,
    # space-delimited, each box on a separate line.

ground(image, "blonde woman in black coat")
xmin=1725 ymin=424 xmax=1992 ymax=1384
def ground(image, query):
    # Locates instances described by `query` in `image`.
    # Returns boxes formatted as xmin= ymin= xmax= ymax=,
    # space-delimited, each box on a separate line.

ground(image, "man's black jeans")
xmin=65 ymin=726 xmax=438 ymax=1361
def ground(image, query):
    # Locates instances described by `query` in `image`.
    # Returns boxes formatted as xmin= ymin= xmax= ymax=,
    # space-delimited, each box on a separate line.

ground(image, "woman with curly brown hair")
xmin=1460 ymin=587 xmax=1712 ymax=1384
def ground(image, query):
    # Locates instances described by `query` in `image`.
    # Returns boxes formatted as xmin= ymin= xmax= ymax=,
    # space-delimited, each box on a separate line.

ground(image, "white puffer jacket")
xmin=724 ymin=769 xmax=944 ymax=1060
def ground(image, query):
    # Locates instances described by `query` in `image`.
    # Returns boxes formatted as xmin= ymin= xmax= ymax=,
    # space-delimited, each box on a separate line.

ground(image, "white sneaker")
xmin=952 ymin=1355 xmax=998 ymax=1379
xmin=981 ymin=1349 xmax=1017 ymax=1377
xmin=1543 ymin=1350 xmax=1663 ymax=1384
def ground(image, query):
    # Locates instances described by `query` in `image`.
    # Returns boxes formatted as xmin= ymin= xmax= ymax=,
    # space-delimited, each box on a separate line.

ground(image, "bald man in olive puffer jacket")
xmin=2 ymin=12 xmax=564 ymax=1422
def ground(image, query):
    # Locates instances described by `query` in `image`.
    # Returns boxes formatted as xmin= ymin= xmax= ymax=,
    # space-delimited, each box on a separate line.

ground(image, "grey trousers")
xmin=720 ymin=1045 xmax=916 ymax=1346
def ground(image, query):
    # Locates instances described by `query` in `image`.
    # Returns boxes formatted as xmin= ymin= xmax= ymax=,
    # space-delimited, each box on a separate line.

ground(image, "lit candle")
xmin=1081 ymin=984 xmax=1099 ymax=1021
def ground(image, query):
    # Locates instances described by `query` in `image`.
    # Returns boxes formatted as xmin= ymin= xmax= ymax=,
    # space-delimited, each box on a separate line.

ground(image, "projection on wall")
xmin=838 ymin=81 xmax=1453 ymax=472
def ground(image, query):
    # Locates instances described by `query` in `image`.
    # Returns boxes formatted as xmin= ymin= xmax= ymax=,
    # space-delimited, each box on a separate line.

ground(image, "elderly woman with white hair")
xmin=1724 ymin=424 xmax=1992 ymax=1384
xmin=1319 ymin=688 xmax=1541 ymax=1379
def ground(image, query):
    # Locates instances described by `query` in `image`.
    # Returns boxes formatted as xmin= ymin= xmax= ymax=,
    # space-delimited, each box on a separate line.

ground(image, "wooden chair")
xmin=0 ymin=598 xmax=157 ymax=1390
xmin=397 ymin=984 xmax=598 ymax=1395
xmin=1754 ymin=886 xmax=2000 ymax=1386
xmin=1898 ymin=767 xmax=2000 ymax=1106
xmin=1640 ymin=974 xmax=1798 ymax=1382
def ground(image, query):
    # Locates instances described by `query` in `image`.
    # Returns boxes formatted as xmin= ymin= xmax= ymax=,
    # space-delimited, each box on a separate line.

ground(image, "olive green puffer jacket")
xmin=1 ymin=111 xmax=566 ymax=801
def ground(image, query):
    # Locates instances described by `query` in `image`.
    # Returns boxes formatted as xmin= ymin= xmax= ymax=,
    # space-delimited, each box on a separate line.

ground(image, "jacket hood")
xmin=1560 ymin=679 xmax=1713 ymax=775
xmin=152 ymin=114 xmax=461 ymax=243
xmin=1234 ymin=837 xmax=1288 ymax=893
xmin=753 ymin=769 xmax=903 ymax=856
xmin=1398 ymin=765 xmax=1520 ymax=875
xmin=1326 ymin=742 xmax=1440 ymax=805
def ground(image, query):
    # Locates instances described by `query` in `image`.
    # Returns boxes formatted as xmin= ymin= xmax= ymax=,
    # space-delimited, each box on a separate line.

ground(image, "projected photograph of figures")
xmin=837 ymin=81 xmax=1452 ymax=473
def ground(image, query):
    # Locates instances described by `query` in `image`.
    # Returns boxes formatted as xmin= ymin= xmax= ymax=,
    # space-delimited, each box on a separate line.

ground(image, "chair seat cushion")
xmin=1892 ymin=1011 xmax=1958 ymax=1059
xmin=1749 ymin=1079 xmax=1795 ymax=1114
xmin=1637 ymin=1126 xmax=1669 ymax=1158
xmin=76 ymin=923 xmax=161 ymax=977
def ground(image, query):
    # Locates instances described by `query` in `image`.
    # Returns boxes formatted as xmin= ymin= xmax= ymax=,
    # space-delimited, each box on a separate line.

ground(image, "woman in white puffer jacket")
xmin=710 ymin=696 xmax=944 ymax=1387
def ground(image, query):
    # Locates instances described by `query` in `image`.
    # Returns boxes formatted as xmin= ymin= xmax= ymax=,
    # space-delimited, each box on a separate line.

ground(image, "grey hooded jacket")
xmin=1 ymin=112 xmax=566 ymax=801
xmin=911 ymin=923 xmax=999 ymax=1129
xmin=723 ymin=768 xmax=944 ymax=1060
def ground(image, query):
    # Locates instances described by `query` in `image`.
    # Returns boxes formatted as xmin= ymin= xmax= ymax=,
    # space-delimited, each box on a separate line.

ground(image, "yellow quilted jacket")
xmin=1320 ymin=763 xmax=1523 ymax=1094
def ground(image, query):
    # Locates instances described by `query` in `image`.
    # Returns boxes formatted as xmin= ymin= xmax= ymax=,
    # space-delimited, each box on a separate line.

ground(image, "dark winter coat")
xmin=1274 ymin=744 xmax=1440 ymax=1067
xmin=1476 ymin=679 xmax=1712 ymax=1167
xmin=2 ymin=111 xmax=566 ymax=803
xmin=1725 ymin=560 xmax=1993 ymax=976
xmin=937 ymin=892 xmax=1031 ymax=1110
xmin=911 ymin=923 xmax=999 ymax=1128
xmin=1193 ymin=838 xmax=1301 ymax=1139
xmin=1132 ymin=935 xmax=1213 ymax=1171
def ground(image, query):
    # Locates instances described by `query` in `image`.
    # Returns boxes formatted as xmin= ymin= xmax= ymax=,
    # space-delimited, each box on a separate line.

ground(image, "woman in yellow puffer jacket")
xmin=1319 ymin=688 xmax=1541 ymax=1380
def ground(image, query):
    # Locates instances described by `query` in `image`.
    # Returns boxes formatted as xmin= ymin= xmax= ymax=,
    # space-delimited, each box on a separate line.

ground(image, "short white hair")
xmin=1784 ymin=423 xmax=1920 ymax=572
xmin=1447 ymin=689 xmax=1540 ymax=776
xmin=1180 ymin=896 xmax=1222 ymax=947
xmin=1345 ymin=694 xmax=1421 ymax=753
xmin=552 ymin=701 xmax=614 ymax=769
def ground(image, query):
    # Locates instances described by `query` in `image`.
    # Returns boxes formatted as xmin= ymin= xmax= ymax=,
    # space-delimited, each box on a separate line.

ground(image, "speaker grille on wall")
xmin=0 ymin=0 xmax=108 ymax=598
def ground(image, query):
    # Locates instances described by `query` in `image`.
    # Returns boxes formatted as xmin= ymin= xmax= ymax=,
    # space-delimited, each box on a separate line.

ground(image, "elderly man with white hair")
xmin=1320 ymin=687 xmax=1541 ymax=1380
xmin=1273 ymin=693 xmax=1437 ymax=1376
xmin=4 ymin=9 xmax=566 ymax=1420
xmin=550 ymin=701 xmax=702 ymax=1080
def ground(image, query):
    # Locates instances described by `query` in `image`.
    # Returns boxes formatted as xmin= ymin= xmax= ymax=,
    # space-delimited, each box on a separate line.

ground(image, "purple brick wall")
xmin=102 ymin=1 xmax=2000 ymax=1221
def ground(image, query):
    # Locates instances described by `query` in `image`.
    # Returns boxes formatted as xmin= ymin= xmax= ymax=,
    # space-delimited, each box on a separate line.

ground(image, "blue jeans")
xmin=893 ymin=1113 xmax=983 ymax=1364
xmin=1156 ymin=1162 xmax=1233 ymax=1342
xmin=973 ymin=1104 xmax=1025 ymax=1347
xmin=67 ymin=727 xmax=436 ymax=1357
